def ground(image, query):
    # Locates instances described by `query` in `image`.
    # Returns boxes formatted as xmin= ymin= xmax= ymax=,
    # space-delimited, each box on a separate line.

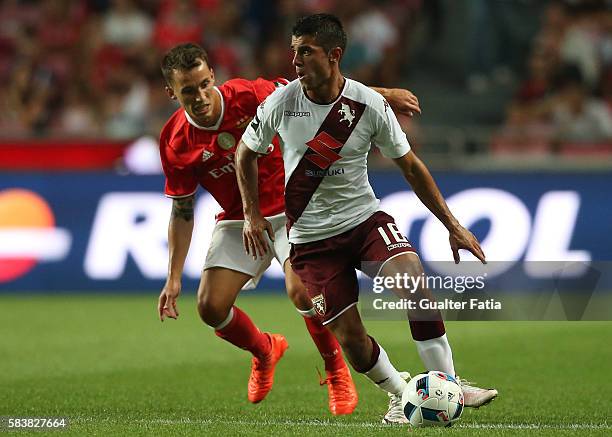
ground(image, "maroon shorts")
xmin=289 ymin=211 xmax=417 ymax=324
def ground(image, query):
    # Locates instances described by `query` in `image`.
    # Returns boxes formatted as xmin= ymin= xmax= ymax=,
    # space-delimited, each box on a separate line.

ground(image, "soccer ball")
xmin=401 ymin=371 xmax=464 ymax=427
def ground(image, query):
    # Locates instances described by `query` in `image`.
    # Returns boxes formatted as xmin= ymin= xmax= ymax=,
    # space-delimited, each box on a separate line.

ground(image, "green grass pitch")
xmin=1 ymin=293 xmax=611 ymax=436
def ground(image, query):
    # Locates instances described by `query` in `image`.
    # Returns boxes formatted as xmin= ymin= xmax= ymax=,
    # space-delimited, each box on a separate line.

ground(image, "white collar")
xmin=184 ymin=86 xmax=224 ymax=130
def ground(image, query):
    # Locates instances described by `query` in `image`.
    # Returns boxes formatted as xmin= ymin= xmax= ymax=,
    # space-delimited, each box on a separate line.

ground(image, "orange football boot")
xmin=247 ymin=333 xmax=289 ymax=403
xmin=320 ymin=364 xmax=358 ymax=415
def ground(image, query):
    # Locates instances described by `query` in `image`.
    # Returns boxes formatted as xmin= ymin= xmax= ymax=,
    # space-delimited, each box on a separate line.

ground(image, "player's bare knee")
xmin=196 ymin=287 xmax=230 ymax=327
xmin=283 ymin=263 xmax=312 ymax=311
xmin=285 ymin=282 xmax=311 ymax=311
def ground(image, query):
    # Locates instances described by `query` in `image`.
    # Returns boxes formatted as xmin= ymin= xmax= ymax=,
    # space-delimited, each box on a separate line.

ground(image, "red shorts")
xmin=289 ymin=211 xmax=417 ymax=324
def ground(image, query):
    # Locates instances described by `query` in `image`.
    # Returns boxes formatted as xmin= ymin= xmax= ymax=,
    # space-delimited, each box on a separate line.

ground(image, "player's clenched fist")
xmin=158 ymin=280 xmax=181 ymax=321
xmin=243 ymin=214 xmax=275 ymax=259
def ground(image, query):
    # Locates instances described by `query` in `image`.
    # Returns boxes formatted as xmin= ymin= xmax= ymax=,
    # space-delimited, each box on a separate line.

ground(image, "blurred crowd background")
xmin=0 ymin=0 xmax=611 ymax=170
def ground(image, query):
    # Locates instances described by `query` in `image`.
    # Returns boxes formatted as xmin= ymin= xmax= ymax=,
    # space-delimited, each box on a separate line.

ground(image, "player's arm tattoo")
xmin=171 ymin=196 xmax=195 ymax=222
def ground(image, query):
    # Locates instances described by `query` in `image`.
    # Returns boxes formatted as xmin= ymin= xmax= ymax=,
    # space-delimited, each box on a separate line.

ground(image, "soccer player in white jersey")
xmin=235 ymin=14 xmax=498 ymax=423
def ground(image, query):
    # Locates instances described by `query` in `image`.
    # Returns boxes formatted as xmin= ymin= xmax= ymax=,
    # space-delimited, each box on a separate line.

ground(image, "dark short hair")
xmin=292 ymin=13 xmax=347 ymax=53
xmin=161 ymin=43 xmax=210 ymax=85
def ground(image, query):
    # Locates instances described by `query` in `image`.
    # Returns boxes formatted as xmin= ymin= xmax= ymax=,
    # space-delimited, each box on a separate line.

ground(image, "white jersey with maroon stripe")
xmin=242 ymin=78 xmax=411 ymax=244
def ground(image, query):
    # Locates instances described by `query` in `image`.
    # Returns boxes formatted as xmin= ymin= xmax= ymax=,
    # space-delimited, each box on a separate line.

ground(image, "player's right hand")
xmin=243 ymin=213 xmax=274 ymax=259
xmin=158 ymin=280 xmax=181 ymax=322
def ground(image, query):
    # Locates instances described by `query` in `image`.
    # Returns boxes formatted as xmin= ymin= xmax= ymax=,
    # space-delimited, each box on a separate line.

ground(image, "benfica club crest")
xmin=311 ymin=294 xmax=326 ymax=317
xmin=217 ymin=132 xmax=236 ymax=150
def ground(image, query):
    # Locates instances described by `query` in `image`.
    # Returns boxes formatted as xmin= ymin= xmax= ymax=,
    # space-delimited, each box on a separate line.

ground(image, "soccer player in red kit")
xmin=156 ymin=43 xmax=422 ymax=414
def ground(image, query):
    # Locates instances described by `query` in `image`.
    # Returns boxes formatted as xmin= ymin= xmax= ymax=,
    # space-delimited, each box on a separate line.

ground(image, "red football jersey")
xmin=159 ymin=78 xmax=287 ymax=221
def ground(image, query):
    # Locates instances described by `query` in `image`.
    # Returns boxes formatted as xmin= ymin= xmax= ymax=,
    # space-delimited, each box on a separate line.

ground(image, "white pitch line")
xmin=71 ymin=417 xmax=611 ymax=430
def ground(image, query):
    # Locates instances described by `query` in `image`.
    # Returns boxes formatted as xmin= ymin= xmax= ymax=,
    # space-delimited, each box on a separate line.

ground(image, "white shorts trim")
xmin=322 ymin=301 xmax=358 ymax=326
xmin=375 ymin=251 xmax=420 ymax=277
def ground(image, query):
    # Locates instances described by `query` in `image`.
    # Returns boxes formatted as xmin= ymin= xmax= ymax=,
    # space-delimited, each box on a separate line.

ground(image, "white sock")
xmin=364 ymin=344 xmax=407 ymax=395
xmin=296 ymin=307 xmax=316 ymax=318
xmin=414 ymin=333 xmax=455 ymax=376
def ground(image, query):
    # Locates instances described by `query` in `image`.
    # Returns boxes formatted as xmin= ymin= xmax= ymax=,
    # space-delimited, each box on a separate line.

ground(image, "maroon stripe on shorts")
xmin=285 ymin=96 xmax=366 ymax=231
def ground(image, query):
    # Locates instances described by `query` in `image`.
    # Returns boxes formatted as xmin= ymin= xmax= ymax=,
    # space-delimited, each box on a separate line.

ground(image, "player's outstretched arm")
xmin=158 ymin=195 xmax=195 ymax=321
xmin=393 ymin=151 xmax=486 ymax=264
xmin=371 ymin=87 xmax=421 ymax=117
xmin=236 ymin=140 xmax=275 ymax=259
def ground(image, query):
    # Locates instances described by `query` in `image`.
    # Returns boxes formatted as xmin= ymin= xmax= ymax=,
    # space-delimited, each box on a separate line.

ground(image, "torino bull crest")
xmin=311 ymin=294 xmax=326 ymax=317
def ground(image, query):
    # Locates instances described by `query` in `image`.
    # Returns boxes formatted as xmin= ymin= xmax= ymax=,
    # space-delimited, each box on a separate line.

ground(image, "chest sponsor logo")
xmin=202 ymin=150 xmax=214 ymax=162
xmin=208 ymin=154 xmax=235 ymax=179
xmin=305 ymin=168 xmax=345 ymax=177
xmin=338 ymin=103 xmax=356 ymax=127
xmin=217 ymin=132 xmax=236 ymax=150
xmin=304 ymin=131 xmax=343 ymax=169
xmin=284 ymin=110 xmax=311 ymax=117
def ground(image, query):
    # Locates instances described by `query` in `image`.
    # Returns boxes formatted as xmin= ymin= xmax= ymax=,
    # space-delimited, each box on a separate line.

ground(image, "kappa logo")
xmin=284 ymin=110 xmax=311 ymax=117
xmin=338 ymin=102 xmax=355 ymax=127
xmin=202 ymin=150 xmax=214 ymax=162
xmin=311 ymin=294 xmax=326 ymax=317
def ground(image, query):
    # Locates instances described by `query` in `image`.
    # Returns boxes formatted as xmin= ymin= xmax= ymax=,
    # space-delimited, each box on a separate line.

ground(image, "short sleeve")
xmin=163 ymin=166 xmax=198 ymax=198
xmin=241 ymin=96 xmax=280 ymax=154
xmin=159 ymin=136 xmax=198 ymax=198
xmin=371 ymin=97 xmax=411 ymax=159
xmin=251 ymin=77 xmax=288 ymax=104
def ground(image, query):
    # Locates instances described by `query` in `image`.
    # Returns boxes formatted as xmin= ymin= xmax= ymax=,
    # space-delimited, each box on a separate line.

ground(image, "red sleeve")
xmin=251 ymin=77 xmax=289 ymax=104
xmin=159 ymin=124 xmax=198 ymax=198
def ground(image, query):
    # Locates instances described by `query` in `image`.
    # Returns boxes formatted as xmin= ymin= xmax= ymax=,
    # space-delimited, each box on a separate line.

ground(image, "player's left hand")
xmin=385 ymin=88 xmax=421 ymax=117
xmin=449 ymin=226 xmax=486 ymax=264
xmin=158 ymin=280 xmax=181 ymax=322
xmin=243 ymin=213 xmax=275 ymax=259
